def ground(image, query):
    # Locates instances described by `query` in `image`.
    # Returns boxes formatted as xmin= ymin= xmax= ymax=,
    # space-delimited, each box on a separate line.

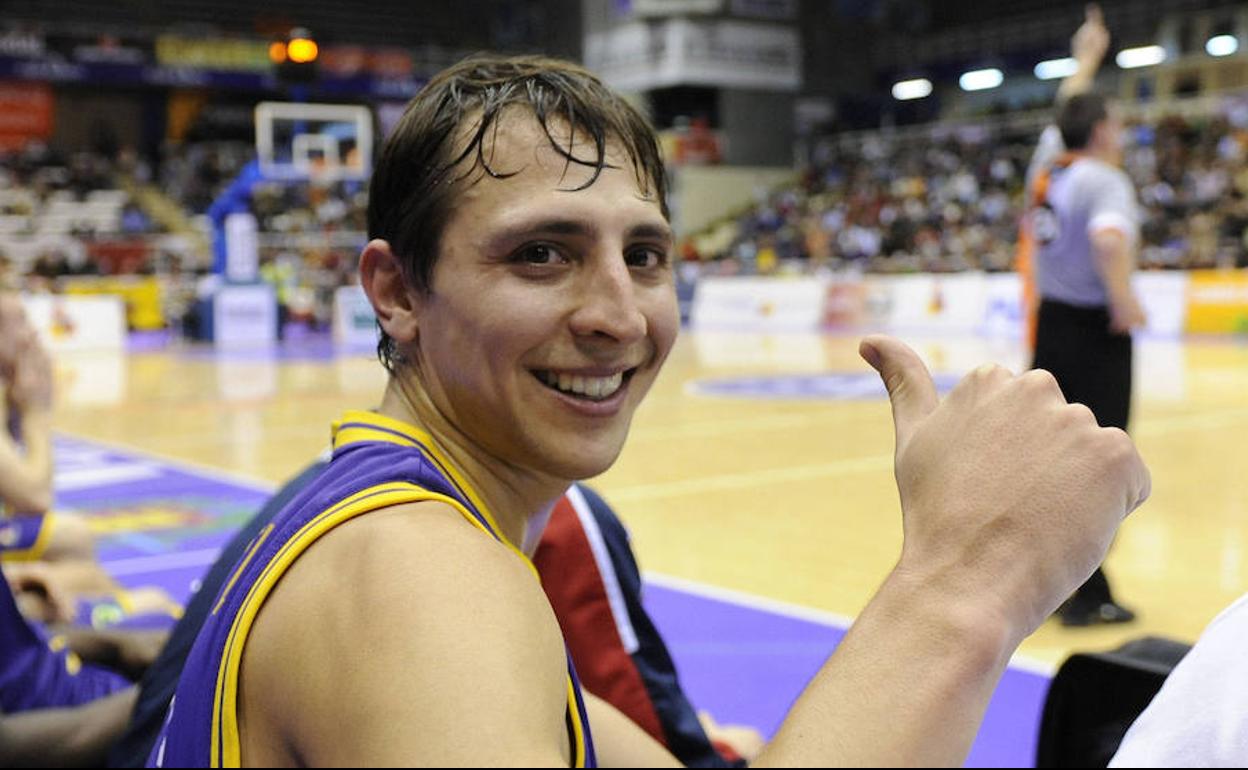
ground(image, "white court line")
xmin=630 ymin=410 xmax=857 ymax=444
xmin=644 ymin=571 xmax=1058 ymax=677
xmin=607 ymin=454 xmax=893 ymax=504
xmin=55 ymin=431 xmax=277 ymax=493
xmin=100 ymin=547 xmax=223 ymax=577
xmin=55 ymin=464 xmax=164 ymax=491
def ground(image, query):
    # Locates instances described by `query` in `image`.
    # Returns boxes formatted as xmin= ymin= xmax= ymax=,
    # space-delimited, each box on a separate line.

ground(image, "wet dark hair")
xmin=1058 ymin=93 xmax=1109 ymax=151
xmin=367 ymin=53 xmax=669 ymax=372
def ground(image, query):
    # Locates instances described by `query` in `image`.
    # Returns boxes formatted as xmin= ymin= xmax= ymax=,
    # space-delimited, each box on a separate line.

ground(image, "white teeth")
xmin=539 ymin=370 xmax=625 ymax=400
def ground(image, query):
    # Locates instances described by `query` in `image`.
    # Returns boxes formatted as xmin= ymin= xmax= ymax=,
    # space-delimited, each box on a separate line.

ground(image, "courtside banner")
xmin=690 ymin=270 xmax=1239 ymax=336
xmin=866 ymin=273 xmax=988 ymax=333
xmin=1134 ymin=272 xmax=1188 ymax=337
xmin=332 ymin=284 xmax=378 ymax=350
xmin=691 ymin=276 xmax=826 ymax=331
xmin=980 ymin=273 xmax=1024 ymax=338
xmin=212 ymin=284 xmax=277 ymax=349
xmin=1184 ymin=269 xmax=1248 ymax=334
xmin=21 ymin=293 xmax=126 ymax=352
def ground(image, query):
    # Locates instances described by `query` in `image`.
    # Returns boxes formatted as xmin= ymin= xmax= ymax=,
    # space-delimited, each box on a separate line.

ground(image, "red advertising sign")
xmin=0 ymin=80 xmax=53 ymax=150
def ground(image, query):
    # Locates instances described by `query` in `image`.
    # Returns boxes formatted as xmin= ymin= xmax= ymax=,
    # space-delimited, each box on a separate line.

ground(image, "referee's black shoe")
xmin=1057 ymin=600 xmax=1137 ymax=627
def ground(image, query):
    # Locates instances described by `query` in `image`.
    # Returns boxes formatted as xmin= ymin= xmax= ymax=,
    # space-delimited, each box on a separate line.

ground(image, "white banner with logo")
xmin=691 ymin=275 xmax=827 ymax=331
xmin=212 ymin=284 xmax=276 ymax=349
xmin=586 ymin=18 xmax=801 ymax=92
xmin=333 ymin=284 xmax=379 ymax=350
xmin=21 ymin=294 xmax=126 ymax=353
xmin=690 ymin=270 xmax=1202 ymax=337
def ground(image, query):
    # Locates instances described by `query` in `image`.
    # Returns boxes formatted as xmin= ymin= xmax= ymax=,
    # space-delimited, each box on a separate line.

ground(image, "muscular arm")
xmin=750 ymin=338 xmax=1148 ymax=767
xmin=756 ymin=572 xmax=1010 ymax=767
xmin=238 ymin=501 xmax=601 ymax=767
xmin=0 ymin=687 xmax=137 ymax=768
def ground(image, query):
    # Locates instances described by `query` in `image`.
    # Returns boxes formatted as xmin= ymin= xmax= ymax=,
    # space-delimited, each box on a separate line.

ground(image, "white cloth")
xmin=1110 ymin=592 xmax=1248 ymax=767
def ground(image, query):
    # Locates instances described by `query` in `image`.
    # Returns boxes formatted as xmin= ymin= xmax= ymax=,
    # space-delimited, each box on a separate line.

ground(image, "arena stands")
xmin=685 ymin=97 xmax=1248 ymax=277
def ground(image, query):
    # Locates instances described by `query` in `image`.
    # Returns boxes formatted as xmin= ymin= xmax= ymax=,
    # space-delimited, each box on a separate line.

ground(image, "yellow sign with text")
xmin=1185 ymin=269 xmax=1248 ymax=334
xmin=63 ymin=276 xmax=165 ymax=331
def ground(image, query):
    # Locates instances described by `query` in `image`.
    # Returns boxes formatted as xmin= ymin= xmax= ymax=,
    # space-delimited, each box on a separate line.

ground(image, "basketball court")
xmin=45 ymin=325 xmax=1248 ymax=767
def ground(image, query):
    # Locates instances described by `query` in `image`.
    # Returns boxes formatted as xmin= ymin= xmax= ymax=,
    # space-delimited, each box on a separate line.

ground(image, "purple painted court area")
xmin=56 ymin=434 xmax=1052 ymax=767
xmin=53 ymin=436 xmax=271 ymax=604
xmin=642 ymin=582 xmax=1052 ymax=767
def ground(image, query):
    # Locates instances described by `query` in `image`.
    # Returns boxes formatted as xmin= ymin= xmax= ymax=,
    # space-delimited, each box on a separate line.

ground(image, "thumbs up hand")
xmin=859 ymin=335 xmax=1150 ymax=641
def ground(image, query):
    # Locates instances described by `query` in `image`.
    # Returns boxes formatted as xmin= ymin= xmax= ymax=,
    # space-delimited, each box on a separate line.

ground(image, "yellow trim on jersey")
xmin=114 ymin=589 xmax=137 ymax=615
xmin=212 ymin=524 xmax=275 ymax=616
xmin=209 ymin=482 xmax=477 ymax=767
xmin=0 ymin=513 xmax=54 ymax=561
xmin=206 ymin=414 xmax=581 ymax=766
xmin=567 ymin=678 xmax=587 ymax=768
xmin=331 ymin=411 xmax=544 ymax=581
xmin=46 ymin=634 xmax=84 ymax=675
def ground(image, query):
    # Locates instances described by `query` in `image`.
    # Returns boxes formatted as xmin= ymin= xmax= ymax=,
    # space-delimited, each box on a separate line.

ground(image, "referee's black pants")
xmin=1031 ymin=298 xmax=1133 ymax=611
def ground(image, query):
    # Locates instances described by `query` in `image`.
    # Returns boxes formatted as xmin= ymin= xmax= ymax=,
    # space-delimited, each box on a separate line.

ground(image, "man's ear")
xmin=359 ymin=239 xmax=422 ymax=345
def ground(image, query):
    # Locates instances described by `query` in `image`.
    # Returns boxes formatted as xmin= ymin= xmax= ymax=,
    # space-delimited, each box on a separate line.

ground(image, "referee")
xmin=1026 ymin=6 xmax=1146 ymax=626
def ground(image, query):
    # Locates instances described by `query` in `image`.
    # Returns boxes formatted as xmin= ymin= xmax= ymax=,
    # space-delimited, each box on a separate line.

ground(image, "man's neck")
xmin=376 ymin=379 xmax=566 ymax=555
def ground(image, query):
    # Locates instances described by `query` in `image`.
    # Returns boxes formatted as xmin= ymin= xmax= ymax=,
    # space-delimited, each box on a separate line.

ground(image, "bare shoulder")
xmin=239 ymin=499 xmax=572 ymax=766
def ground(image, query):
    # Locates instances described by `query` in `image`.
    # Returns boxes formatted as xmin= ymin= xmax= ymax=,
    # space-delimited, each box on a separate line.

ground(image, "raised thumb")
xmin=859 ymin=335 xmax=939 ymax=445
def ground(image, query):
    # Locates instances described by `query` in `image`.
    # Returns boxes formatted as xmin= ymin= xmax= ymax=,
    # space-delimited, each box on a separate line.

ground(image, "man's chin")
xmin=540 ymin=440 xmax=627 ymax=482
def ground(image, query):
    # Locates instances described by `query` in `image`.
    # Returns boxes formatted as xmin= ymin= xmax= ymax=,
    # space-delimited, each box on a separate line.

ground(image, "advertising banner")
xmin=332 ymin=284 xmax=378 ymax=350
xmin=0 ymin=80 xmax=52 ymax=150
xmin=691 ymin=276 xmax=826 ymax=331
xmin=212 ymin=284 xmax=277 ymax=349
xmin=21 ymin=294 xmax=126 ymax=352
xmin=1184 ymin=269 xmax=1248 ymax=334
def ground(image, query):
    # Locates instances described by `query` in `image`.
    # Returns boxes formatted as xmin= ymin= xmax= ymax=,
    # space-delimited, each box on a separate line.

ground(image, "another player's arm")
xmin=53 ymin=626 xmax=168 ymax=681
xmin=0 ymin=687 xmax=137 ymax=768
xmin=0 ymin=407 xmax=53 ymax=514
xmin=238 ymin=500 xmax=681 ymax=767
xmin=0 ymin=334 xmax=54 ymax=515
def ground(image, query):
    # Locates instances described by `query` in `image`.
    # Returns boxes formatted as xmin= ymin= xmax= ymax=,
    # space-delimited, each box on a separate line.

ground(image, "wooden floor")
xmin=52 ymin=330 xmax=1248 ymax=667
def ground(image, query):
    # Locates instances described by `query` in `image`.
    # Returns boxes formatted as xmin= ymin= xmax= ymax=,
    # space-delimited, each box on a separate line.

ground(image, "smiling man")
xmin=150 ymin=55 xmax=1150 ymax=768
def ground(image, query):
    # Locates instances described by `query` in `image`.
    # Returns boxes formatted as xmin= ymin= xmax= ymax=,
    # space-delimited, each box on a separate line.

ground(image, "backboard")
xmin=254 ymin=101 xmax=373 ymax=182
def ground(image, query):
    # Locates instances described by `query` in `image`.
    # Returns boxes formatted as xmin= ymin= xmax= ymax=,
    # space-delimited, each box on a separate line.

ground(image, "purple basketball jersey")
xmin=148 ymin=411 xmax=595 ymax=767
xmin=0 ymin=578 xmax=130 ymax=712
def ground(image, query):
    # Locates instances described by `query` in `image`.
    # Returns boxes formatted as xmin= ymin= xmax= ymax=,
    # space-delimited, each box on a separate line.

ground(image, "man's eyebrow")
xmin=487 ymin=219 xmax=596 ymax=247
xmin=627 ymin=223 xmax=674 ymax=244
xmin=484 ymin=218 xmax=672 ymax=248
